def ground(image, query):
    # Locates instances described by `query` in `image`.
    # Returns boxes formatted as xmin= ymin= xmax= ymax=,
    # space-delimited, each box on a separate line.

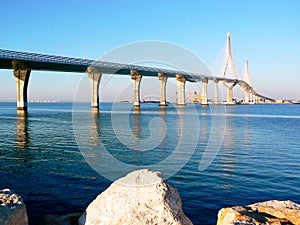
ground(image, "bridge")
xmin=0 ymin=33 xmax=275 ymax=111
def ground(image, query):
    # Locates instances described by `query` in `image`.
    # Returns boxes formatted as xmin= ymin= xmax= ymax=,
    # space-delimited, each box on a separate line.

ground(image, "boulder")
xmin=249 ymin=200 xmax=300 ymax=225
xmin=217 ymin=200 xmax=300 ymax=225
xmin=79 ymin=169 xmax=193 ymax=225
xmin=0 ymin=189 xmax=28 ymax=225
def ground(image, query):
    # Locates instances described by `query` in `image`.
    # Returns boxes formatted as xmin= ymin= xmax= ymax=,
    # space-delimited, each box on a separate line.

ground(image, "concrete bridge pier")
xmin=223 ymin=81 xmax=237 ymax=104
xmin=244 ymin=90 xmax=250 ymax=103
xmin=176 ymin=74 xmax=186 ymax=106
xmin=214 ymin=79 xmax=219 ymax=104
xmin=249 ymin=92 xmax=253 ymax=103
xmin=13 ymin=69 xmax=31 ymax=111
xmin=254 ymin=95 xmax=259 ymax=104
xmin=158 ymin=72 xmax=168 ymax=106
xmin=242 ymin=87 xmax=250 ymax=103
xmin=225 ymin=84 xmax=236 ymax=104
xmin=253 ymin=95 xmax=258 ymax=104
xmin=131 ymin=70 xmax=142 ymax=108
xmin=226 ymin=86 xmax=234 ymax=104
xmin=87 ymin=67 xmax=102 ymax=109
xmin=201 ymin=78 xmax=208 ymax=105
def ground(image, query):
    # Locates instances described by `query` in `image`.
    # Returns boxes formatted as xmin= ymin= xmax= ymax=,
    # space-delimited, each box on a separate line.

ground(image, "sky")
xmin=1 ymin=0 xmax=300 ymax=101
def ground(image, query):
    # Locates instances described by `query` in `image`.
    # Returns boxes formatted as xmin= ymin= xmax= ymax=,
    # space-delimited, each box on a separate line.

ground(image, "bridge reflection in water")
xmin=15 ymin=111 xmax=29 ymax=150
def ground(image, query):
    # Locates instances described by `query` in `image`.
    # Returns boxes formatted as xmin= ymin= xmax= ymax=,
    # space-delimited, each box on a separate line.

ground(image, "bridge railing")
xmin=0 ymin=49 xmax=94 ymax=66
xmin=1 ymin=49 xmax=195 ymax=78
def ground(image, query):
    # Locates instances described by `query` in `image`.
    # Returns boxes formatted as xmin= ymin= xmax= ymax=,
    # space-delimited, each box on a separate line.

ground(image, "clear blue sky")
xmin=1 ymin=0 xmax=299 ymax=101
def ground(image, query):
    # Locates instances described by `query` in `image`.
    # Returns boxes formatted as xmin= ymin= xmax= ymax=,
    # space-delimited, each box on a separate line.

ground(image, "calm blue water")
xmin=0 ymin=102 xmax=299 ymax=225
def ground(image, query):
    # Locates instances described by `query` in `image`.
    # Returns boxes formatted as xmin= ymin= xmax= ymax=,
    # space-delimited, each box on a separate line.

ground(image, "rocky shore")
xmin=1 ymin=170 xmax=300 ymax=225
xmin=0 ymin=189 xmax=28 ymax=225
xmin=217 ymin=200 xmax=300 ymax=225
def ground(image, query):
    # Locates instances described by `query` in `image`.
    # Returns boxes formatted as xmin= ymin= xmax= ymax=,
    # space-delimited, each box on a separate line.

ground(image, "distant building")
xmin=186 ymin=91 xmax=202 ymax=103
xmin=292 ymin=100 xmax=300 ymax=104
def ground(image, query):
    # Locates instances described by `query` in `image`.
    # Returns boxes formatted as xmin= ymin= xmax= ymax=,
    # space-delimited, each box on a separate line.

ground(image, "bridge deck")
xmin=0 ymin=49 xmax=274 ymax=102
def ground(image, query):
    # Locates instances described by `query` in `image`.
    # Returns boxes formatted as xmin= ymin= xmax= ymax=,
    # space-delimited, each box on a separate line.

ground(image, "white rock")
xmin=0 ymin=189 xmax=28 ymax=225
xmin=79 ymin=169 xmax=193 ymax=225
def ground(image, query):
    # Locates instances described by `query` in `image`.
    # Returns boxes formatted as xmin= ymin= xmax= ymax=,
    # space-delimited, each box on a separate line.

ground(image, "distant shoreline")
xmin=0 ymin=100 xmax=299 ymax=105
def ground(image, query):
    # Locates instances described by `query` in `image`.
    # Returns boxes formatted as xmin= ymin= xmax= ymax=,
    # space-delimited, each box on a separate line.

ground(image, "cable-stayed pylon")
xmin=222 ymin=32 xmax=238 ymax=104
xmin=244 ymin=58 xmax=252 ymax=87
xmin=241 ymin=58 xmax=253 ymax=103
xmin=222 ymin=32 xmax=238 ymax=79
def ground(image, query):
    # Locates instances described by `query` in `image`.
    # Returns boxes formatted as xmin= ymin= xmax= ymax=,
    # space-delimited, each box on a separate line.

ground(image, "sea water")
xmin=0 ymin=102 xmax=299 ymax=224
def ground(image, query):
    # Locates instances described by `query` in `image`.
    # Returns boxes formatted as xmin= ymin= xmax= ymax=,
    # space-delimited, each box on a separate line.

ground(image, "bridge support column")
xmin=249 ymin=92 xmax=253 ymax=103
xmin=226 ymin=86 xmax=234 ymax=104
xmin=214 ymin=79 xmax=219 ymax=104
xmin=158 ymin=73 xmax=168 ymax=106
xmin=254 ymin=95 xmax=259 ymax=104
xmin=176 ymin=74 xmax=186 ymax=106
xmin=13 ymin=69 xmax=31 ymax=111
xmin=201 ymin=78 xmax=208 ymax=105
xmin=244 ymin=88 xmax=250 ymax=103
xmin=223 ymin=81 xmax=237 ymax=104
xmin=88 ymin=67 xmax=102 ymax=109
xmin=131 ymin=70 xmax=142 ymax=108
